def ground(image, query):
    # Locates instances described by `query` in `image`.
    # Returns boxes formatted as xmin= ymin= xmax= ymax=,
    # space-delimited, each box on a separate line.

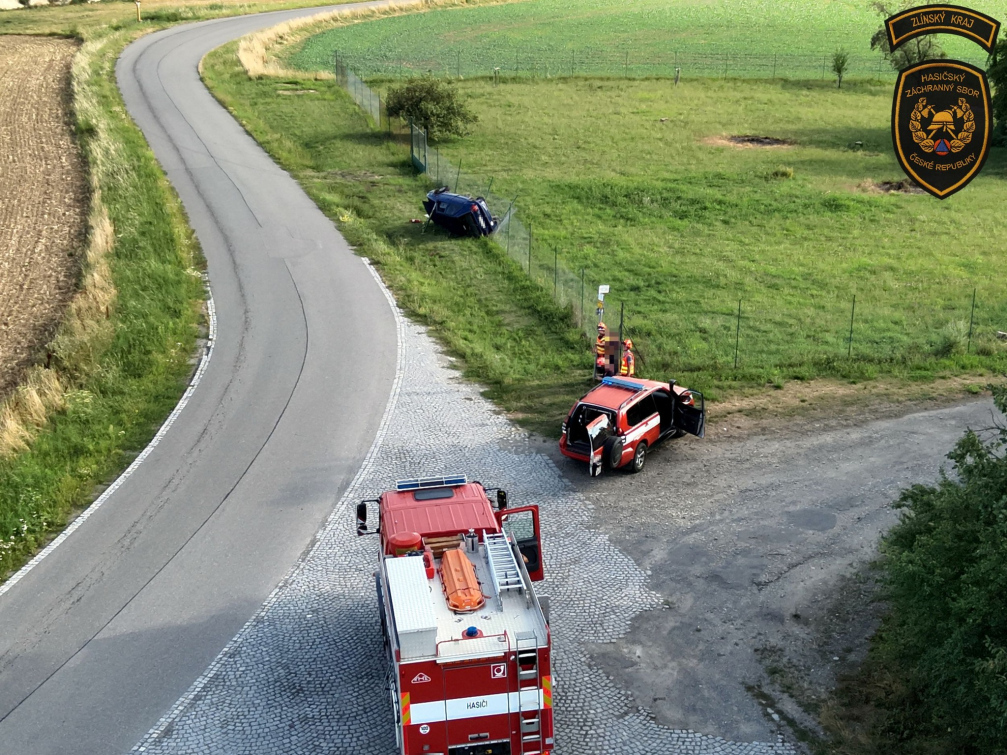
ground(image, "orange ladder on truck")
xmin=515 ymin=632 xmax=543 ymax=755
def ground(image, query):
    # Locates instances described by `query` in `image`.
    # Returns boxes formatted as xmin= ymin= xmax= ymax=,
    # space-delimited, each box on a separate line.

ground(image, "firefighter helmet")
xmin=597 ymin=321 xmax=607 ymax=333
xmin=623 ymin=339 xmax=633 ymax=349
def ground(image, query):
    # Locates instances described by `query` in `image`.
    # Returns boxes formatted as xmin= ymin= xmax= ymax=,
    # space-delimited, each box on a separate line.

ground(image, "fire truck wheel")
xmin=630 ymin=441 xmax=647 ymax=473
xmin=603 ymin=436 xmax=624 ymax=470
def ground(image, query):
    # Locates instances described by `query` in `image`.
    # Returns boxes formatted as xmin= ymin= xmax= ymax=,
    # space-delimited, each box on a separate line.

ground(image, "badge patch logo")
xmin=892 ymin=60 xmax=991 ymax=199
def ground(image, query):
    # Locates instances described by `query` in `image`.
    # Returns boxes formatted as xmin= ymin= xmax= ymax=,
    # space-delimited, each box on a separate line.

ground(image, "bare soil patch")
xmin=858 ymin=178 xmax=926 ymax=195
xmin=0 ymin=36 xmax=86 ymax=399
xmin=703 ymin=134 xmax=794 ymax=149
xmin=708 ymin=373 xmax=992 ymax=442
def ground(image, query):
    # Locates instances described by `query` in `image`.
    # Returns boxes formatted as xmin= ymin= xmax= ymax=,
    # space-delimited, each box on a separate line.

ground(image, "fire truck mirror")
xmin=355 ymin=501 xmax=368 ymax=534
xmin=496 ymin=489 xmax=508 ymax=509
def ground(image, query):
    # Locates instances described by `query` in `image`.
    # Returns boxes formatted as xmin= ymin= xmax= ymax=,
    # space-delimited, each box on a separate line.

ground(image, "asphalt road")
xmin=0 ymin=7 xmax=398 ymax=754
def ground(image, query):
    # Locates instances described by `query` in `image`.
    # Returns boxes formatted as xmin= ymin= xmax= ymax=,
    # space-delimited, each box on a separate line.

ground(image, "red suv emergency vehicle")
xmin=356 ymin=476 xmax=553 ymax=755
xmin=559 ymin=376 xmax=705 ymax=475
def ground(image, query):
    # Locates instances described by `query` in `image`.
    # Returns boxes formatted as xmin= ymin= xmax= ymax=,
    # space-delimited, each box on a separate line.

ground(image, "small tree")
xmin=385 ymin=76 xmax=477 ymax=141
xmin=832 ymin=49 xmax=849 ymax=88
xmin=990 ymin=39 xmax=1007 ymax=145
xmin=869 ymin=1 xmax=946 ymax=70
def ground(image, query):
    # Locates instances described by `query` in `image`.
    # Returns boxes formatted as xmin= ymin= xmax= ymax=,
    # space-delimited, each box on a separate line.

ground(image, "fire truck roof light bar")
xmin=601 ymin=376 xmax=645 ymax=392
xmin=395 ymin=475 xmax=468 ymax=491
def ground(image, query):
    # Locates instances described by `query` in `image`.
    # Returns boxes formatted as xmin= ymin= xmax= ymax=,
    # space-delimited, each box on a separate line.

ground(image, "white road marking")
xmin=0 ymin=282 xmax=217 ymax=599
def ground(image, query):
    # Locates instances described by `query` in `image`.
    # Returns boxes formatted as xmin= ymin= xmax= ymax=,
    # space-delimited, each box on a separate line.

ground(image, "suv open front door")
xmin=495 ymin=506 xmax=544 ymax=581
xmin=674 ymin=389 xmax=705 ymax=438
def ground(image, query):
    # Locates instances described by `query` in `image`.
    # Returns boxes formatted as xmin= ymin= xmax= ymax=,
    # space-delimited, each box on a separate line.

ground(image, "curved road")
xmin=0 ymin=7 xmax=397 ymax=754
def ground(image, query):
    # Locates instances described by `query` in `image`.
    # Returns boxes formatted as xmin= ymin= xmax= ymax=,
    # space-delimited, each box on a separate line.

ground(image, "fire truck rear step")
xmin=515 ymin=633 xmax=543 ymax=754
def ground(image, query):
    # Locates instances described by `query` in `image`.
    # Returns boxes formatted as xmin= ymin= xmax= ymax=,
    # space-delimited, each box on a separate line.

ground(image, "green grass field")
xmin=289 ymin=0 xmax=1007 ymax=78
xmin=203 ymin=53 xmax=1007 ymax=441
xmin=408 ymin=75 xmax=1007 ymax=385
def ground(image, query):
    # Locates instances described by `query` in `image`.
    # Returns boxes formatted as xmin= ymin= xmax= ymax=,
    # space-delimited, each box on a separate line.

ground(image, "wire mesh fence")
xmin=335 ymin=48 xmax=921 ymax=82
xmin=333 ymin=55 xmax=1007 ymax=374
xmin=336 ymin=52 xmax=604 ymax=336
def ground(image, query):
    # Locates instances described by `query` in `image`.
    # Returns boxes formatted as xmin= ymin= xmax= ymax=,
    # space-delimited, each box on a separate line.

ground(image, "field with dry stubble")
xmin=0 ymin=35 xmax=86 ymax=399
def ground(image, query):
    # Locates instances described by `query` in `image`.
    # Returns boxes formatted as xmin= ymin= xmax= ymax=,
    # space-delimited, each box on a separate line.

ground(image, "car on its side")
xmin=559 ymin=376 xmax=705 ymax=475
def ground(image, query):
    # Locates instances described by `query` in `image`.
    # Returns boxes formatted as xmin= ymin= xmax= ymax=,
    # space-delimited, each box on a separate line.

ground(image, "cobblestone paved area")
xmin=133 ymin=267 xmax=794 ymax=755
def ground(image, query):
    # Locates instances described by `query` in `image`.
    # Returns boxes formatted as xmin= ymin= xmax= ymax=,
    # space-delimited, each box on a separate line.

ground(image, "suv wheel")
xmin=603 ymin=436 xmax=624 ymax=471
xmin=630 ymin=442 xmax=647 ymax=473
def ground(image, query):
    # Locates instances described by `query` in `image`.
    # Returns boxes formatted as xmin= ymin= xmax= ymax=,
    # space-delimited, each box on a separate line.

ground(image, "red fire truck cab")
xmin=559 ymin=376 xmax=705 ymax=476
xmin=356 ymin=476 xmax=553 ymax=755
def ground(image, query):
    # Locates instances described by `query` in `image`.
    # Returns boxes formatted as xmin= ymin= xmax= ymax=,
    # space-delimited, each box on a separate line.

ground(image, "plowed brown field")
xmin=0 ymin=35 xmax=85 ymax=399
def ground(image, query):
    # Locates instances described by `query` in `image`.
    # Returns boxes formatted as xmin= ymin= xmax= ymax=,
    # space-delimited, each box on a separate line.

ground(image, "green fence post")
xmin=455 ymin=160 xmax=461 ymax=192
xmin=580 ymin=268 xmax=585 ymax=326
xmin=554 ymin=246 xmax=558 ymax=296
xmin=528 ymin=224 xmax=533 ymax=276
xmin=848 ymin=295 xmax=856 ymax=358
xmin=967 ymin=287 xmax=977 ymax=354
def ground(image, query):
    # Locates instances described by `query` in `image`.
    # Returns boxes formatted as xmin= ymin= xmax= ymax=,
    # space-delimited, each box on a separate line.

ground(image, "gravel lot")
xmin=557 ymin=395 xmax=995 ymax=745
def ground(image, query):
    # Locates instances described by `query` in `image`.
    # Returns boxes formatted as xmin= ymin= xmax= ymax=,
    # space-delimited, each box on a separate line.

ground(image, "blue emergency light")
xmin=395 ymin=475 xmax=468 ymax=491
xmin=601 ymin=376 xmax=645 ymax=392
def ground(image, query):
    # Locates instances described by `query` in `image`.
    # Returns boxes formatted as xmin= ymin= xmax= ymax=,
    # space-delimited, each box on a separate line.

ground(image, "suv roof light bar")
xmin=601 ymin=376 xmax=645 ymax=392
xmin=395 ymin=475 xmax=468 ymax=491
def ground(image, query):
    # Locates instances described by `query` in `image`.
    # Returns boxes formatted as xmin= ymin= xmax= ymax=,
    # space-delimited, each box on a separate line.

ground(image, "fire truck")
xmin=356 ymin=476 xmax=553 ymax=755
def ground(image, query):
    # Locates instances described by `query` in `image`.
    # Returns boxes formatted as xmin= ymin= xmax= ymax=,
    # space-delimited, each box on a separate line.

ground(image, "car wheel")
xmin=630 ymin=442 xmax=647 ymax=473
xmin=603 ymin=436 xmax=624 ymax=471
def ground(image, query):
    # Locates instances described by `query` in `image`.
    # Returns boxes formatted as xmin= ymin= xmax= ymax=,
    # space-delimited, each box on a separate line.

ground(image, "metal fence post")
xmin=734 ymin=299 xmax=742 ymax=369
xmin=848 ymin=295 xmax=856 ymax=357
xmin=967 ymin=287 xmax=977 ymax=354
xmin=772 ymin=53 xmax=777 ymax=79
xmin=454 ymin=160 xmax=461 ymax=192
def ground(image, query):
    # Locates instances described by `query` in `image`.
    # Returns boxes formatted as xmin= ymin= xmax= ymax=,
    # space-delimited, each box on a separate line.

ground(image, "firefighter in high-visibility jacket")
xmin=595 ymin=322 xmax=608 ymax=372
xmin=620 ymin=339 xmax=636 ymax=377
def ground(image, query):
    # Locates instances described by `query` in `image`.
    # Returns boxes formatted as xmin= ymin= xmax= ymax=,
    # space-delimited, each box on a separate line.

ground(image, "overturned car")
xmin=423 ymin=187 xmax=497 ymax=237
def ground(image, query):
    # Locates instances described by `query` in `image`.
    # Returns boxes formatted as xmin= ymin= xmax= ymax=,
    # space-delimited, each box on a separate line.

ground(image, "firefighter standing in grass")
xmin=620 ymin=339 xmax=636 ymax=377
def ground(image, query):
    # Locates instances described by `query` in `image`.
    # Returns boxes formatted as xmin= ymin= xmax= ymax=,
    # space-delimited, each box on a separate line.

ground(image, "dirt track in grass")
xmin=0 ymin=35 xmax=86 ymax=399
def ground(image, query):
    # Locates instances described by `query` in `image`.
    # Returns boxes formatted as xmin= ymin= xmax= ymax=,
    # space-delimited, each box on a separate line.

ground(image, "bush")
xmin=869 ymin=2 xmax=946 ymax=71
xmin=878 ymin=384 xmax=1007 ymax=750
xmin=385 ymin=76 xmax=477 ymax=141
xmin=990 ymin=39 xmax=1007 ymax=146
